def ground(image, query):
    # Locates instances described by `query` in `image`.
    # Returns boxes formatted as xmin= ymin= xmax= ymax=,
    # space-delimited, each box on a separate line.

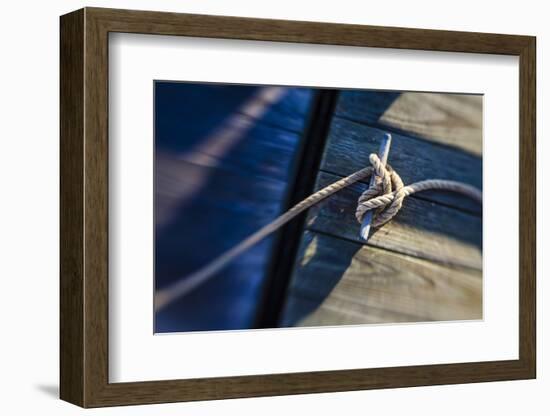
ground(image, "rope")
xmin=155 ymin=153 xmax=482 ymax=312
xmin=355 ymin=154 xmax=482 ymax=228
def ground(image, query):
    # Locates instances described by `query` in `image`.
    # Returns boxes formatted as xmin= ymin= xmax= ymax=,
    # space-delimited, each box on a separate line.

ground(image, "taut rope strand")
xmin=155 ymin=153 xmax=482 ymax=312
xmin=355 ymin=154 xmax=482 ymax=228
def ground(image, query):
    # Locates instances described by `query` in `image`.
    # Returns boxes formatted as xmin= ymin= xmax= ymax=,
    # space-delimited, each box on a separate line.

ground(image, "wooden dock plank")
xmin=154 ymin=84 xmax=315 ymax=332
xmin=321 ymin=117 xmax=482 ymax=213
xmin=280 ymin=232 xmax=482 ymax=327
xmin=238 ymin=86 xmax=314 ymax=133
xmin=155 ymin=121 xmax=302 ymax=229
xmin=335 ymin=91 xmax=482 ymax=155
xmin=306 ymin=171 xmax=482 ymax=270
xmin=280 ymin=90 xmax=483 ymax=328
xmin=322 ymin=117 xmax=482 ymax=214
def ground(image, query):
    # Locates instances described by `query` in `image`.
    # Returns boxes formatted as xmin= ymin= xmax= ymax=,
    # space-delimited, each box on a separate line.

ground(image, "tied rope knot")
xmin=355 ymin=153 xmax=483 ymax=229
xmin=355 ymin=153 xmax=406 ymax=228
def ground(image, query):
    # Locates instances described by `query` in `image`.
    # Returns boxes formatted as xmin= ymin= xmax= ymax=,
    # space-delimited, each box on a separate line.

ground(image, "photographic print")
xmin=153 ymin=82 xmax=482 ymax=333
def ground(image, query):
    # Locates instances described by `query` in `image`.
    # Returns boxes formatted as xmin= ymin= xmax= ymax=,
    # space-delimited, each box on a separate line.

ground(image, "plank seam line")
xmin=333 ymin=113 xmax=482 ymax=158
xmin=155 ymin=153 xmax=482 ymax=311
xmin=319 ymin=168 xmax=482 ymax=217
xmin=305 ymin=227 xmax=483 ymax=273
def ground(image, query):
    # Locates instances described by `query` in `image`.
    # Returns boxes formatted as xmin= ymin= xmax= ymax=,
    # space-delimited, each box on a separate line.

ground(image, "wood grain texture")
xmin=336 ymin=91 xmax=483 ymax=155
xmin=323 ymin=117 xmax=483 ymax=213
xmin=60 ymin=9 xmax=84 ymax=406
xmin=307 ymin=171 xmax=482 ymax=269
xmin=281 ymin=232 xmax=481 ymax=327
xmin=153 ymin=84 xmax=317 ymax=332
xmin=283 ymin=89 xmax=482 ymax=329
xmin=83 ymin=7 xmax=110 ymax=406
xmin=518 ymin=38 xmax=536 ymax=374
xmin=86 ymin=7 xmax=532 ymax=54
xmin=59 ymin=7 xmax=536 ymax=407
xmin=242 ymin=87 xmax=314 ymax=133
xmin=255 ymin=90 xmax=340 ymax=328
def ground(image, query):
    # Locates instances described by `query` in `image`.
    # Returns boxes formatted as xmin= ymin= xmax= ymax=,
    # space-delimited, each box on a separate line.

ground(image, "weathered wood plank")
xmin=336 ymin=91 xmax=482 ymax=155
xmin=173 ymin=119 xmax=302 ymax=181
xmin=280 ymin=232 xmax=482 ymax=327
xmin=156 ymin=82 xmax=313 ymax=136
xmin=241 ymin=87 xmax=314 ymax=133
xmin=280 ymin=90 xmax=483 ymax=328
xmin=154 ymin=84 xmax=313 ymax=332
xmin=306 ymin=171 xmax=482 ymax=270
xmin=156 ymin=155 xmax=290 ymax=229
xmin=322 ymin=117 xmax=483 ymax=214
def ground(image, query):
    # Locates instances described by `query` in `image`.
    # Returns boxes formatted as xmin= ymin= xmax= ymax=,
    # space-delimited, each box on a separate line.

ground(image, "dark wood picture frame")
xmin=60 ymin=7 xmax=536 ymax=408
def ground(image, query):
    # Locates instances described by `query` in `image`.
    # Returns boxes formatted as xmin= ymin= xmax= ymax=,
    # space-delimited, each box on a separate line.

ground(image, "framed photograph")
xmin=60 ymin=7 xmax=536 ymax=407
